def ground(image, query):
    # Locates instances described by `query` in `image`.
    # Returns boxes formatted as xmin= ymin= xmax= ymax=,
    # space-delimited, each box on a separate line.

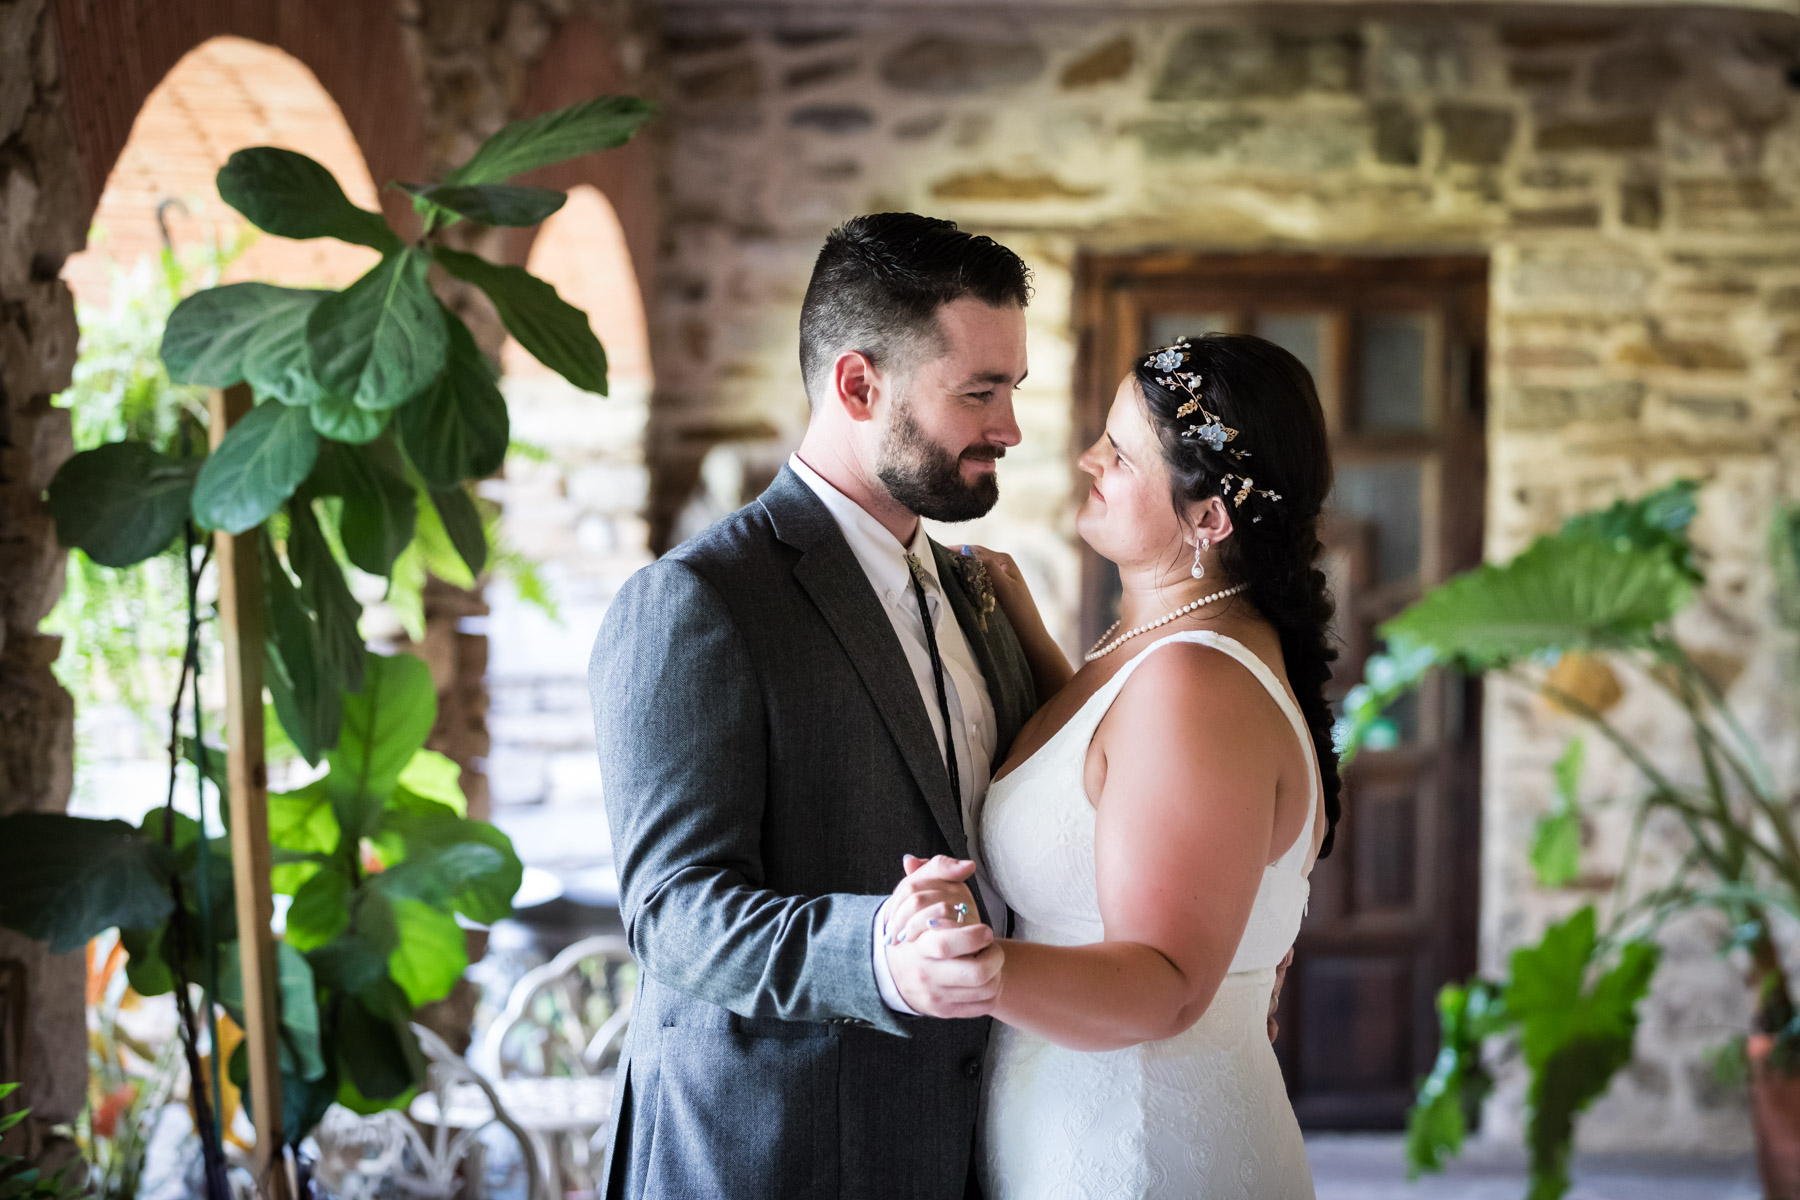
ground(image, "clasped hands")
xmin=882 ymin=854 xmax=1004 ymax=1019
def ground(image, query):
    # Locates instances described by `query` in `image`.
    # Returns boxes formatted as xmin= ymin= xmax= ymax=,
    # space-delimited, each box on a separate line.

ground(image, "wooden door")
xmin=1073 ymin=253 xmax=1488 ymax=1128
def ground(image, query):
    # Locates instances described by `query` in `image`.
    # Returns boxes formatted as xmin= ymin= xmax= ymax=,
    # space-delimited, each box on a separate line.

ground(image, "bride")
xmin=891 ymin=332 xmax=1340 ymax=1198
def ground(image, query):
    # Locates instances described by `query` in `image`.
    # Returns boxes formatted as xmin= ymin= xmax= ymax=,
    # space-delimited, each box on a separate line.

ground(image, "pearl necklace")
xmin=1084 ymin=583 xmax=1250 ymax=662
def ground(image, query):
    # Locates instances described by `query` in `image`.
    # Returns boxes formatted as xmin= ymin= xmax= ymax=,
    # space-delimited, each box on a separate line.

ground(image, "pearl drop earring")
xmin=1191 ymin=536 xmax=1210 ymax=580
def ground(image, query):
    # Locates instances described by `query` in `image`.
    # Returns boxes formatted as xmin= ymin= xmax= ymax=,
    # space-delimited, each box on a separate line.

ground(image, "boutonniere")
xmin=949 ymin=549 xmax=996 ymax=633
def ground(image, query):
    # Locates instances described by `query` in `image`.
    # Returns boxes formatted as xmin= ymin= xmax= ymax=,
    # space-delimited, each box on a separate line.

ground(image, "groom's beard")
xmin=876 ymin=396 xmax=1004 ymax=523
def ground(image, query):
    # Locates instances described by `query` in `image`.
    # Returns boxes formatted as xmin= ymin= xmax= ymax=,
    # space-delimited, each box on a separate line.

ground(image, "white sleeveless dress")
xmin=978 ymin=630 xmax=1319 ymax=1200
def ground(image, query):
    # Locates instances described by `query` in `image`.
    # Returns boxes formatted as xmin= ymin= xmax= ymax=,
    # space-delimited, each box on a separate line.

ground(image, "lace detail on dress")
xmin=978 ymin=631 xmax=1319 ymax=1200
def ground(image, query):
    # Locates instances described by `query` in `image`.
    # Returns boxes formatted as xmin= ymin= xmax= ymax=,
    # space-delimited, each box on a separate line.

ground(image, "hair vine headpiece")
xmin=1142 ymin=339 xmax=1281 ymax=516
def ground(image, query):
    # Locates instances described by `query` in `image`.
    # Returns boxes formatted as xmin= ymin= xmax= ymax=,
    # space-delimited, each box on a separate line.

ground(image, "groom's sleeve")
xmin=592 ymin=557 xmax=909 ymax=1036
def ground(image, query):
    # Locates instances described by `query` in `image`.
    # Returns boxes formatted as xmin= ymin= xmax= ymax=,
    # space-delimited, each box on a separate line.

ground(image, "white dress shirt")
xmin=787 ymin=454 xmax=1001 ymax=1015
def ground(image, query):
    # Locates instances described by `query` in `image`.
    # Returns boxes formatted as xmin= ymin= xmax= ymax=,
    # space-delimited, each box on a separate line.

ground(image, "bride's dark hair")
xmin=1134 ymin=333 xmax=1342 ymax=858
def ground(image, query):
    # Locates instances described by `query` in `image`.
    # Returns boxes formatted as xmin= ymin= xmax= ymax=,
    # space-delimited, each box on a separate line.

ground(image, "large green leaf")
xmin=120 ymin=922 xmax=174 ymax=996
xmin=217 ymin=147 xmax=400 ymax=252
xmin=219 ymin=941 xmax=328 ymax=1083
xmin=1381 ymin=531 xmax=1692 ymax=670
xmin=285 ymin=866 xmax=352 ymax=951
xmin=428 ymin=482 xmax=488 ymax=579
xmin=192 ymin=401 xmax=320 ymax=533
xmin=1562 ymin=478 xmax=1703 ymax=585
xmin=308 ymin=391 xmax=391 ymax=444
xmin=444 ymin=96 xmax=655 ymax=187
xmin=307 ymin=250 xmax=448 ymax=412
xmin=395 ymin=750 xmax=467 ymax=816
xmin=312 ymin=440 xmax=416 ymax=576
xmin=398 ymin=182 xmax=566 ymax=227
xmin=336 ymin=979 xmax=426 ymax=1100
xmin=374 ymin=895 xmax=468 ymax=1007
xmin=162 ymin=284 xmax=324 ymax=388
xmin=0 ymin=815 xmax=174 ymax=952
xmin=380 ymin=809 xmax=521 ymax=925
xmin=46 ymin=442 xmax=198 ymax=567
xmin=241 ymin=291 xmax=332 ymax=405
xmin=268 ymin=777 xmax=340 ymax=892
xmin=396 ymin=315 xmax=509 ymax=485
xmin=432 ymin=247 xmax=607 ymax=395
xmin=286 ymin=498 xmax=365 ymax=696
xmin=1505 ymin=907 xmax=1660 ymax=1200
xmin=327 ymin=651 xmax=438 ymax=845
xmin=263 ymin=532 xmax=339 ymax=765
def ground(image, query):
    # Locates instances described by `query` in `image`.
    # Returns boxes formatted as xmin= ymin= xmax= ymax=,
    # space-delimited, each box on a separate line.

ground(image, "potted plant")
xmin=1340 ymin=480 xmax=1800 ymax=1199
xmin=0 ymin=92 xmax=654 ymax=1187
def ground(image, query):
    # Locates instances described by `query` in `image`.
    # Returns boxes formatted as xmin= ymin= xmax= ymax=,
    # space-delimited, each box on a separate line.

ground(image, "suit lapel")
xmin=931 ymin=541 xmax=1032 ymax=772
xmin=762 ymin=469 xmax=969 ymax=857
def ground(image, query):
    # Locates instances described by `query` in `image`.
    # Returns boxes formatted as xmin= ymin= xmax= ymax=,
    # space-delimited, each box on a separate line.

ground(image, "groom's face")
xmin=874 ymin=297 xmax=1027 ymax=522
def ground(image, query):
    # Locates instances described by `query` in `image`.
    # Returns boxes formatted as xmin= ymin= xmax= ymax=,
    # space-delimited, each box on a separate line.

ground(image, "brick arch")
xmin=53 ymin=0 xmax=429 ymax=232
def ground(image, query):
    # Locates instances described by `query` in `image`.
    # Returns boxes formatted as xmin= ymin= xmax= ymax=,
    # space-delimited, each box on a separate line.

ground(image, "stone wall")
xmin=0 ymin=0 xmax=94 ymax=1145
xmin=646 ymin=2 xmax=1800 ymax=1151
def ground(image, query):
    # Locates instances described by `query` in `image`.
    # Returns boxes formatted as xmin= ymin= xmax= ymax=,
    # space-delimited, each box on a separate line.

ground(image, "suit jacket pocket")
xmin=648 ymin=1025 xmax=839 ymax=1200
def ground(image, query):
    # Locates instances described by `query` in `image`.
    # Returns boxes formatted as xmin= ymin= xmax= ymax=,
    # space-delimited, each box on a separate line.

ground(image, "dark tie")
xmin=905 ymin=552 xmax=961 ymax=808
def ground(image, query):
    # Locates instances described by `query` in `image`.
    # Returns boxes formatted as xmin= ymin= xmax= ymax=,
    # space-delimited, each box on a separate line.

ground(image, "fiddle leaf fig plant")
xmin=15 ymin=92 xmax=654 ymax=1155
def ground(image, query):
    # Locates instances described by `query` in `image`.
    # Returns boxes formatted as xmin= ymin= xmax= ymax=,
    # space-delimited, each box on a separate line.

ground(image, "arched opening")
xmin=484 ymin=185 xmax=653 ymax=886
xmin=53 ymin=35 xmax=383 ymax=825
xmin=62 ymin=36 xmax=383 ymax=307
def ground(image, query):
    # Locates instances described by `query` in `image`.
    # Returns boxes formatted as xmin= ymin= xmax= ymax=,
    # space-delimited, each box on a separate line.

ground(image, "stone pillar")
xmin=0 ymin=0 xmax=93 ymax=1149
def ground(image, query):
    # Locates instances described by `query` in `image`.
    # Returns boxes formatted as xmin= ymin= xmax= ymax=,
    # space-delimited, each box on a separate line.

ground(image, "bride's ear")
xmin=1186 ymin=495 xmax=1235 ymax=549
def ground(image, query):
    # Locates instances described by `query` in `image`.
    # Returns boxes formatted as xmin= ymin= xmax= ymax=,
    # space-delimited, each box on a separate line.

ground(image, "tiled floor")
xmin=1307 ymin=1134 xmax=1761 ymax=1199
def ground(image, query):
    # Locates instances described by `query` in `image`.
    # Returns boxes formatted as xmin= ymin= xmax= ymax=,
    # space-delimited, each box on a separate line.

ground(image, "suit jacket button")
xmin=963 ymin=1055 xmax=982 ymax=1079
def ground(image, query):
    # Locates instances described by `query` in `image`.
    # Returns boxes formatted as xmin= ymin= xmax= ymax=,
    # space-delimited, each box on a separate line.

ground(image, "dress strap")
xmin=1113 ymin=631 xmax=1322 ymax=875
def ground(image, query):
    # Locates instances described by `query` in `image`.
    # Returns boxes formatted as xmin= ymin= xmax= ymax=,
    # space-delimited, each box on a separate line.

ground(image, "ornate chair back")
xmin=475 ymin=935 xmax=635 ymax=1080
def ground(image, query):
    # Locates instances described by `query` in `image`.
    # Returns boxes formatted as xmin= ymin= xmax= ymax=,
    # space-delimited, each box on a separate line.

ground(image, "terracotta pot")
xmin=1749 ymin=1033 xmax=1800 ymax=1199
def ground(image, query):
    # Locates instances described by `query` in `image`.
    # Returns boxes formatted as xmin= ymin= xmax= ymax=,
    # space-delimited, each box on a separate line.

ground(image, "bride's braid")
xmin=1135 ymin=334 xmax=1343 ymax=858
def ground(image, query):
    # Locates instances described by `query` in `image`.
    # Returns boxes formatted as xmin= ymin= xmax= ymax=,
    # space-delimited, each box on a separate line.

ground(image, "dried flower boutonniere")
xmin=949 ymin=548 xmax=997 ymax=633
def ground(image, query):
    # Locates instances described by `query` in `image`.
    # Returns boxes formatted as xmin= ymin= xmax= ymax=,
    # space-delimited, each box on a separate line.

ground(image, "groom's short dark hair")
xmin=799 ymin=213 xmax=1032 ymax=406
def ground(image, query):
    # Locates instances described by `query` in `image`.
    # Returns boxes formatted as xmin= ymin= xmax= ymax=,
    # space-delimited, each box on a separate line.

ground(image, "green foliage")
xmin=0 ymin=817 xmax=174 ymax=953
xmin=217 ymin=147 xmax=400 ymax=253
xmin=397 ymin=182 xmax=566 ymax=227
xmin=1406 ymin=979 xmax=1506 ymax=1177
xmin=1530 ymin=739 xmax=1586 ymax=888
xmin=1507 ymin=909 xmax=1660 ymax=1200
xmin=0 ymin=1083 xmax=89 ymax=1199
xmin=433 ymin=247 xmax=609 ymax=395
xmin=0 ymin=649 xmax=520 ymax=1138
xmin=1775 ymin=504 xmax=1800 ymax=637
xmin=26 ymin=93 xmax=645 ymax=1148
xmin=46 ymin=442 xmax=199 ymax=567
xmin=440 ymin=95 xmax=655 ymax=188
xmin=1407 ymin=911 xmax=1659 ymax=1200
xmin=306 ymin=248 xmax=447 ymax=412
xmin=396 ymin=315 xmax=510 ymax=486
xmin=191 ymin=400 xmax=320 ymax=532
xmin=1339 ymin=481 xmax=1701 ymax=762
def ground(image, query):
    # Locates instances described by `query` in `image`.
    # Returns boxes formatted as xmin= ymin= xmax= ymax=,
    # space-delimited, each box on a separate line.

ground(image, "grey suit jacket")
xmin=590 ymin=466 xmax=1037 ymax=1200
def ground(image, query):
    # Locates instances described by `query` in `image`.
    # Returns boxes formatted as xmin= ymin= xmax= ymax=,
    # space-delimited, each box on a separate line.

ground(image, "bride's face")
xmin=1075 ymin=376 xmax=1189 ymax=574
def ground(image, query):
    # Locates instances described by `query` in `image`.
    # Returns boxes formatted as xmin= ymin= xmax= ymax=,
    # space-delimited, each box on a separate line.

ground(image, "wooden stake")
xmin=209 ymin=384 xmax=292 ymax=1200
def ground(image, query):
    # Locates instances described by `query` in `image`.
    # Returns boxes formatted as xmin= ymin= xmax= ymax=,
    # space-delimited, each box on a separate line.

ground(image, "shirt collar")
xmin=788 ymin=453 xmax=946 ymax=605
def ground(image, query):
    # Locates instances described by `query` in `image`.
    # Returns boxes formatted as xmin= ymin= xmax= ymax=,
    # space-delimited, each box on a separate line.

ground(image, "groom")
xmin=591 ymin=213 xmax=1038 ymax=1198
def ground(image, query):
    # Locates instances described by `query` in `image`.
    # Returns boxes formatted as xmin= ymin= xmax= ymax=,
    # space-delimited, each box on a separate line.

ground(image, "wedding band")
xmin=953 ymin=903 xmax=969 ymax=924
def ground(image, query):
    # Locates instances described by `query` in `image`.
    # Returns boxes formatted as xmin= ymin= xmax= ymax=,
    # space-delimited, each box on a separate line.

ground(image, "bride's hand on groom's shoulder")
xmin=963 ymin=546 xmax=1033 ymax=624
xmin=883 ymin=854 xmax=1004 ymax=1019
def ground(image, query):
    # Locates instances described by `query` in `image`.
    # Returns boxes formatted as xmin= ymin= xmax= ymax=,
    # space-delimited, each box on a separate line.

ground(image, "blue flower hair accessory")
xmin=1141 ymin=339 xmax=1280 ymax=512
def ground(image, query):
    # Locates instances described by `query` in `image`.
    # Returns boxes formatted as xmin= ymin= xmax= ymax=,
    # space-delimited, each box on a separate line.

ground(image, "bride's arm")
xmin=966 ymin=546 xmax=1075 ymax=698
xmin=981 ymin=644 xmax=1292 ymax=1052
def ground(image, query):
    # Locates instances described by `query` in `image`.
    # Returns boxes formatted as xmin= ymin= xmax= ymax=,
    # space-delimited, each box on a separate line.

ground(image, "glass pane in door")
xmin=1359 ymin=313 xmax=1429 ymax=432
xmin=1330 ymin=462 xmax=1423 ymax=586
xmin=1147 ymin=312 xmax=1229 ymax=351
xmin=1253 ymin=312 xmax=1325 ymax=386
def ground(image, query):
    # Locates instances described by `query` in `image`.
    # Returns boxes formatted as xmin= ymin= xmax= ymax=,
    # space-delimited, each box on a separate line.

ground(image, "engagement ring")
xmin=953 ymin=903 xmax=969 ymax=924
